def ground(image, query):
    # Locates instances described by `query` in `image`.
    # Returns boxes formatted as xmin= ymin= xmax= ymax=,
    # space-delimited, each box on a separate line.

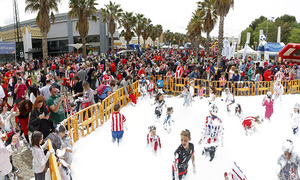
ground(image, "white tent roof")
xmin=237 ymin=45 xmax=258 ymax=55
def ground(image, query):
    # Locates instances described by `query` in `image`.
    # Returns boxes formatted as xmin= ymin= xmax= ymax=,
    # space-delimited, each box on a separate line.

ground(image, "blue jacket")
xmin=157 ymin=79 xmax=164 ymax=88
xmin=232 ymin=74 xmax=240 ymax=83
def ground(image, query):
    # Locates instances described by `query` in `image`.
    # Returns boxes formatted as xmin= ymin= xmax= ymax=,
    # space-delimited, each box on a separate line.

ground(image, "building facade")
xmin=0 ymin=11 xmax=117 ymax=60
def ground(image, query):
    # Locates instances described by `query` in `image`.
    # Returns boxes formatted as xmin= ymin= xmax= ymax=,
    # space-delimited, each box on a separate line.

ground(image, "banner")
xmin=0 ymin=42 xmax=15 ymax=54
xmin=230 ymin=42 xmax=237 ymax=59
xmin=242 ymin=42 xmax=248 ymax=62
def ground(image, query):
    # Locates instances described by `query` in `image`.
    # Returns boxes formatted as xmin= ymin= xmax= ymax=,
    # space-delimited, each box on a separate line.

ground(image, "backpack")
xmin=97 ymin=84 xmax=106 ymax=95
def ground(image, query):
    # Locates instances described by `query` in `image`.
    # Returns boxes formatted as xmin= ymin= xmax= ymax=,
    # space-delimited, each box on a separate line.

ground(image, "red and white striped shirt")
xmin=103 ymin=74 xmax=115 ymax=85
xmin=274 ymin=71 xmax=285 ymax=81
xmin=147 ymin=134 xmax=161 ymax=151
xmin=175 ymin=66 xmax=184 ymax=78
xmin=219 ymin=77 xmax=227 ymax=87
xmin=111 ymin=112 xmax=126 ymax=131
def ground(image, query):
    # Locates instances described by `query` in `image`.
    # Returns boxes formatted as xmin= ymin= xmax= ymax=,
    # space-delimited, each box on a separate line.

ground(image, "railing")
xmin=48 ymin=139 xmax=61 ymax=180
xmin=49 ymin=77 xmax=300 ymax=178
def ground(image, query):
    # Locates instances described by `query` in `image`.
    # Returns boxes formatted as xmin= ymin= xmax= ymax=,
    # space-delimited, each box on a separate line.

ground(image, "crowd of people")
xmin=0 ymin=47 xmax=300 ymax=179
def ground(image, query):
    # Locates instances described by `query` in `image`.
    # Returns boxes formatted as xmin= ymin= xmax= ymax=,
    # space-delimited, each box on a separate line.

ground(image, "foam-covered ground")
xmin=71 ymin=94 xmax=300 ymax=180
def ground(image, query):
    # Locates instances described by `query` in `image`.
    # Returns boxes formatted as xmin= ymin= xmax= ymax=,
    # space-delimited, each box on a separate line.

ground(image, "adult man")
xmin=77 ymin=66 xmax=87 ymax=82
xmin=263 ymin=66 xmax=272 ymax=81
xmin=39 ymin=79 xmax=52 ymax=100
xmin=46 ymin=85 xmax=66 ymax=128
xmin=14 ymin=78 xmax=27 ymax=100
xmin=72 ymin=76 xmax=84 ymax=112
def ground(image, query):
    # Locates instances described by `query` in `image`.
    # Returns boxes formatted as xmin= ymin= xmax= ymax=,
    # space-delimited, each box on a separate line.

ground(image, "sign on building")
xmin=0 ymin=42 xmax=15 ymax=54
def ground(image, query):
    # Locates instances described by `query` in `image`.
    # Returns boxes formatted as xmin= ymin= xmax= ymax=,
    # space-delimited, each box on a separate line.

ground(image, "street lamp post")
xmin=266 ymin=17 xmax=274 ymax=41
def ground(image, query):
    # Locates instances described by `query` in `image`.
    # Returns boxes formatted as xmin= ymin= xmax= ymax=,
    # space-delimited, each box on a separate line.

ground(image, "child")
xmin=208 ymin=86 xmax=217 ymax=105
xmin=262 ymin=91 xmax=274 ymax=120
xmin=156 ymin=75 xmax=164 ymax=94
xmin=57 ymin=125 xmax=72 ymax=180
xmin=197 ymin=84 xmax=205 ymax=99
xmin=234 ymin=103 xmax=244 ymax=121
xmin=138 ymin=74 xmax=148 ymax=99
xmin=111 ymin=104 xmax=127 ymax=144
xmin=172 ymin=129 xmax=196 ymax=180
xmin=182 ymin=85 xmax=192 ymax=107
xmin=189 ymin=80 xmax=195 ymax=98
xmin=31 ymin=131 xmax=55 ymax=180
xmin=224 ymin=162 xmax=247 ymax=180
xmin=147 ymin=79 xmax=155 ymax=98
xmin=163 ymin=107 xmax=174 ymax=133
xmin=147 ymin=125 xmax=161 ymax=152
xmin=242 ymin=116 xmax=263 ymax=135
xmin=198 ymin=104 xmax=223 ymax=161
xmin=221 ymin=88 xmax=235 ymax=112
xmin=70 ymin=102 xmax=77 ymax=117
xmin=153 ymin=93 xmax=166 ymax=120
xmin=277 ymin=139 xmax=300 ymax=180
xmin=290 ymin=103 xmax=300 ymax=134
xmin=273 ymin=79 xmax=284 ymax=102
xmin=219 ymin=73 xmax=227 ymax=89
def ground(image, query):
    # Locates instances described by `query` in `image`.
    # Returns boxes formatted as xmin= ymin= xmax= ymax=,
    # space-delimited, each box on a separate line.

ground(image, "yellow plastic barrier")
xmin=48 ymin=139 xmax=61 ymax=180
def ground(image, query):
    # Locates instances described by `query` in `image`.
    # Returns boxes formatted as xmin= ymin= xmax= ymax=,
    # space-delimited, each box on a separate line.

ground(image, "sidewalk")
xmin=12 ymin=142 xmax=34 ymax=180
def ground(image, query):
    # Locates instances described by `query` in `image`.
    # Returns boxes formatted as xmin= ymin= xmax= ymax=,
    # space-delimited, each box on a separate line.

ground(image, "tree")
xmin=101 ymin=1 xmax=123 ymax=52
xmin=149 ymin=24 xmax=157 ymax=46
xmin=213 ymin=0 xmax=234 ymax=66
xmin=141 ymin=18 xmax=151 ymax=49
xmin=186 ymin=11 xmax=204 ymax=56
xmin=288 ymin=28 xmax=300 ymax=43
xmin=134 ymin=13 xmax=145 ymax=46
xmin=69 ymin=0 xmax=98 ymax=59
xmin=164 ymin=29 xmax=172 ymax=45
xmin=119 ymin=12 xmax=137 ymax=49
xmin=156 ymin=24 xmax=163 ymax=48
xmin=25 ymin=0 xmax=60 ymax=73
xmin=198 ymin=0 xmax=217 ymax=53
xmin=250 ymin=16 xmax=267 ymax=31
xmin=174 ymin=32 xmax=181 ymax=46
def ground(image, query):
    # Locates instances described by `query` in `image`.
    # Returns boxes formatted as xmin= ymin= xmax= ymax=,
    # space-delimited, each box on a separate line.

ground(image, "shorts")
xmin=112 ymin=131 xmax=124 ymax=140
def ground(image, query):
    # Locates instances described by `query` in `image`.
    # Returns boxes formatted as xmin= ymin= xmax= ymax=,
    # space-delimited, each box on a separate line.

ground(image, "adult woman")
xmin=228 ymin=66 xmax=235 ymax=81
xmin=16 ymin=100 xmax=32 ymax=144
xmin=29 ymin=95 xmax=53 ymax=138
xmin=81 ymin=82 xmax=95 ymax=109
xmin=29 ymin=85 xmax=39 ymax=104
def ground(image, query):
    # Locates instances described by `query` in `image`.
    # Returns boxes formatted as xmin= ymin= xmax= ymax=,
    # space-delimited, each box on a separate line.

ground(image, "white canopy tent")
xmin=236 ymin=45 xmax=259 ymax=60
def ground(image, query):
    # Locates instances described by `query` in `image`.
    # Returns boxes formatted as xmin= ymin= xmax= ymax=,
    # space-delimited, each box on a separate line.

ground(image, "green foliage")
xmin=288 ymin=28 xmax=300 ymax=43
xmin=240 ymin=14 xmax=300 ymax=47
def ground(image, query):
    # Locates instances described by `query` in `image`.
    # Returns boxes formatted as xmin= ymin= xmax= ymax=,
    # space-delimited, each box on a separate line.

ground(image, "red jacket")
xmin=263 ymin=69 xmax=271 ymax=81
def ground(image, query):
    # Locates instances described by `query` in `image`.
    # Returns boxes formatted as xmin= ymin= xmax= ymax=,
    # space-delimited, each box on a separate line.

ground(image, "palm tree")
xmin=119 ymin=12 xmax=137 ymax=49
xmin=198 ymin=0 xmax=217 ymax=54
xmin=69 ymin=0 xmax=98 ymax=59
xmin=174 ymin=32 xmax=181 ymax=46
xmin=101 ymin=1 xmax=123 ymax=52
xmin=155 ymin=24 xmax=163 ymax=48
xmin=149 ymin=24 xmax=156 ymax=46
xmin=169 ymin=32 xmax=174 ymax=46
xmin=25 ymin=0 xmax=60 ymax=73
xmin=213 ymin=0 xmax=234 ymax=65
xmin=164 ymin=29 xmax=171 ymax=45
xmin=186 ymin=11 xmax=204 ymax=58
xmin=141 ymin=18 xmax=151 ymax=49
xmin=134 ymin=13 xmax=145 ymax=45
